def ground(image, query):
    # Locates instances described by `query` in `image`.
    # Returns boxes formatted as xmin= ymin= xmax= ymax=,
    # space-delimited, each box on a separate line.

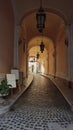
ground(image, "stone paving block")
xmin=0 ymin=75 xmax=73 ymax=130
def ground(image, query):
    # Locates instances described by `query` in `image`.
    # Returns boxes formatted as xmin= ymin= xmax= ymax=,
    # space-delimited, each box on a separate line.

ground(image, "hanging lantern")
xmin=40 ymin=41 xmax=45 ymax=53
xmin=36 ymin=52 xmax=40 ymax=59
xmin=36 ymin=0 xmax=46 ymax=32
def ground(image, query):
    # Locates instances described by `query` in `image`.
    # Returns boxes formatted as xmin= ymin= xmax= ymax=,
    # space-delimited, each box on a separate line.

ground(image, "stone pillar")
xmin=67 ymin=23 xmax=73 ymax=88
xmin=24 ymin=41 xmax=28 ymax=78
xmin=14 ymin=25 xmax=20 ymax=69
xmin=53 ymin=44 xmax=56 ymax=78
xmin=26 ymin=44 xmax=28 ymax=78
xmin=47 ymin=53 xmax=49 ymax=75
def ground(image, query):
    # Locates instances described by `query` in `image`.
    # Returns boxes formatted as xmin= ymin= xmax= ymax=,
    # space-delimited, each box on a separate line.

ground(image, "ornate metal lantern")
xmin=36 ymin=0 xmax=46 ymax=32
xmin=40 ymin=41 xmax=45 ymax=53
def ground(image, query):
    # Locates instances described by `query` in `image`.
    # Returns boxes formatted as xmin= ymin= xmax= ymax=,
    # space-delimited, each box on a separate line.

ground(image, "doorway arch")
xmin=18 ymin=8 xmax=68 ymax=79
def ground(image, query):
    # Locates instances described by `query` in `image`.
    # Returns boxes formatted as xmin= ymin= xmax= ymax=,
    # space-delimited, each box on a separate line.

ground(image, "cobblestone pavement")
xmin=0 ymin=74 xmax=73 ymax=130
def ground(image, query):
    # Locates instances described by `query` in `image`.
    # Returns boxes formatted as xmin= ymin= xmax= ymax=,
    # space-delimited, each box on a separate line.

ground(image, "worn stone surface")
xmin=0 ymin=74 xmax=73 ymax=130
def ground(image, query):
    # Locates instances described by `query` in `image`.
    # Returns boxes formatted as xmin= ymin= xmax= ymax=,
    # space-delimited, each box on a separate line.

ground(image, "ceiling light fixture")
xmin=36 ymin=0 xmax=46 ymax=33
xmin=40 ymin=40 xmax=45 ymax=53
xmin=36 ymin=40 xmax=40 ymax=59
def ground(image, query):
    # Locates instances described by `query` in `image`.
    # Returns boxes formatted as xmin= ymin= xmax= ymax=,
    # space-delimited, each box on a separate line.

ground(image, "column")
xmin=53 ymin=44 xmax=56 ymax=78
xmin=24 ymin=40 xmax=28 ymax=78
xmin=46 ymin=53 xmax=49 ymax=75
xmin=14 ymin=25 xmax=20 ymax=69
xmin=67 ymin=22 xmax=73 ymax=88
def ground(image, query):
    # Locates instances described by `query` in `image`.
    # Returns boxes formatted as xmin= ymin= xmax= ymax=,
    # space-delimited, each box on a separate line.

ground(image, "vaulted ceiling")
xmin=21 ymin=12 xmax=65 ymax=43
xmin=12 ymin=0 xmax=73 ymax=23
xmin=11 ymin=0 xmax=71 ymax=50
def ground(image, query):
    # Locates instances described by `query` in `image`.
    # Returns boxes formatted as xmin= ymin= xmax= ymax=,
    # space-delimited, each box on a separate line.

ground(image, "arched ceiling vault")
xmin=20 ymin=11 xmax=66 ymax=44
xmin=29 ymin=46 xmax=48 ymax=60
xmin=28 ymin=36 xmax=53 ymax=52
xmin=12 ymin=0 xmax=72 ymax=23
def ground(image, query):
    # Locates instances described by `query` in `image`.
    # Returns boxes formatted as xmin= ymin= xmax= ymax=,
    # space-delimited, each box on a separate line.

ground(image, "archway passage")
xmin=20 ymin=11 xmax=66 ymax=42
xmin=28 ymin=36 xmax=54 ymax=75
xmin=19 ymin=9 xmax=68 ymax=80
xmin=28 ymin=46 xmax=48 ymax=74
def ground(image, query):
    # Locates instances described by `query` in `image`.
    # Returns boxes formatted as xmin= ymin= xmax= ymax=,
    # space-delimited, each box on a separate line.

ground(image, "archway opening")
xmin=19 ymin=9 xmax=67 ymax=79
xmin=28 ymin=36 xmax=54 ymax=75
xmin=28 ymin=46 xmax=48 ymax=74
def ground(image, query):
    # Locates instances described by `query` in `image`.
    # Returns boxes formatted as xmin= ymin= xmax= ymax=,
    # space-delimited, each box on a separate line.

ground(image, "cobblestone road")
xmin=0 ymin=75 xmax=73 ymax=130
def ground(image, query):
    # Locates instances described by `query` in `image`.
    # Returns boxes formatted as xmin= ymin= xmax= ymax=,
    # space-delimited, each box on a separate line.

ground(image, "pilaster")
xmin=14 ymin=25 xmax=20 ymax=68
xmin=67 ymin=22 xmax=73 ymax=87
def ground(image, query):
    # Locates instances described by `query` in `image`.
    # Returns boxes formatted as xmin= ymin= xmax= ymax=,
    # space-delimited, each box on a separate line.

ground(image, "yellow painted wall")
xmin=56 ymin=27 xmax=68 ymax=79
xmin=48 ymin=43 xmax=54 ymax=76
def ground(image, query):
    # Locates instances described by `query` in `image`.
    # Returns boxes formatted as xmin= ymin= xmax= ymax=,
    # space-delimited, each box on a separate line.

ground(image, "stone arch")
xmin=20 ymin=8 xmax=67 ymax=25
xmin=27 ymin=36 xmax=54 ymax=51
xmin=27 ymin=36 xmax=55 ymax=75
xmin=19 ymin=7 xmax=67 ymax=46
xmin=19 ymin=7 xmax=67 ymax=78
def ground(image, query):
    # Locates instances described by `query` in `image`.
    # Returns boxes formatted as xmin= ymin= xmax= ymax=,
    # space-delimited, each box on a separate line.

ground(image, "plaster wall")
xmin=56 ymin=31 xmax=68 ymax=79
xmin=44 ymin=59 xmax=49 ymax=75
xmin=48 ymin=43 xmax=54 ymax=76
xmin=0 ymin=0 xmax=14 ymax=73
xmin=12 ymin=0 xmax=71 ymax=23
